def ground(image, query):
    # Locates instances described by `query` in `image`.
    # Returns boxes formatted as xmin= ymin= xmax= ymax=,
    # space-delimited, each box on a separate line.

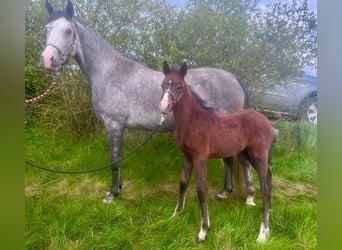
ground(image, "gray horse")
xmin=41 ymin=0 xmax=255 ymax=204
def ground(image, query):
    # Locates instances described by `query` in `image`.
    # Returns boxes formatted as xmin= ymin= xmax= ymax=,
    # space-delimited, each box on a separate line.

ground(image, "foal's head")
xmin=160 ymin=61 xmax=187 ymax=115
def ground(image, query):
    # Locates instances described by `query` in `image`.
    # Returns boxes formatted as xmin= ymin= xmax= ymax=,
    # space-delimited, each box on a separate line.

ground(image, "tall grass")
xmin=25 ymin=121 xmax=316 ymax=249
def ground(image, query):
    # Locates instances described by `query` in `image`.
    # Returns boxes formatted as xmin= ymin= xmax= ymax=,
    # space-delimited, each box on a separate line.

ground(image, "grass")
xmin=25 ymin=121 xmax=317 ymax=249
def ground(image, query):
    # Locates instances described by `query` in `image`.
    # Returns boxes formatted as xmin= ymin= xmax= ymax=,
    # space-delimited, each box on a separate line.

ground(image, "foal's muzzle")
xmin=160 ymin=92 xmax=174 ymax=114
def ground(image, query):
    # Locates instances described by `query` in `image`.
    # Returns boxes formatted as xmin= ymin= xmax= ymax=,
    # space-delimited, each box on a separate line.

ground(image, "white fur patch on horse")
xmin=245 ymin=195 xmax=256 ymax=206
xmin=256 ymin=222 xmax=270 ymax=243
xmin=198 ymin=228 xmax=207 ymax=242
xmin=102 ymin=192 xmax=114 ymax=204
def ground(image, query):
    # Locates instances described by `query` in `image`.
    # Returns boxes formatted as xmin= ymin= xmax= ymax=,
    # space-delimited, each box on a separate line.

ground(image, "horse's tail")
xmin=268 ymin=127 xmax=279 ymax=165
xmin=235 ymin=75 xmax=250 ymax=109
xmin=233 ymin=155 xmax=246 ymax=193
xmin=232 ymin=75 xmax=249 ymax=192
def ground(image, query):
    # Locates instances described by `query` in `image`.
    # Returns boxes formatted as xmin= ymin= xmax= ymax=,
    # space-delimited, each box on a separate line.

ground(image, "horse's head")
xmin=160 ymin=61 xmax=187 ymax=116
xmin=41 ymin=0 xmax=77 ymax=71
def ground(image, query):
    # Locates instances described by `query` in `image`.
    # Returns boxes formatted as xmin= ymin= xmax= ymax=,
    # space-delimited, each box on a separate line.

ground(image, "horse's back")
xmin=186 ymin=67 xmax=245 ymax=113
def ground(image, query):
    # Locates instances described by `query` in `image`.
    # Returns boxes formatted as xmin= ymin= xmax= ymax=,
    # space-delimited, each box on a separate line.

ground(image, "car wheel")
xmin=300 ymin=97 xmax=317 ymax=125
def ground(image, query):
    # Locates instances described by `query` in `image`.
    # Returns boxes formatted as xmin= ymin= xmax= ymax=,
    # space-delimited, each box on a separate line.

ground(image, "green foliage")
xmin=25 ymin=0 xmax=317 ymax=134
xmin=25 ymin=121 xmax=317 ymax=249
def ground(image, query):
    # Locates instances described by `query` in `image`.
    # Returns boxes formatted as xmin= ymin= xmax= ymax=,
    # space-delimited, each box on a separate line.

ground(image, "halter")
xmin=163 ymin=80 xmax=184 ymax=104
xmin=46 ymin=21 xmax=77 ymax=65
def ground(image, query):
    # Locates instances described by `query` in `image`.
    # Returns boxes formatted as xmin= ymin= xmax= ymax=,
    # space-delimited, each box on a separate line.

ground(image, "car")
xmin=248 ymin=67 xmax=317 ymax=125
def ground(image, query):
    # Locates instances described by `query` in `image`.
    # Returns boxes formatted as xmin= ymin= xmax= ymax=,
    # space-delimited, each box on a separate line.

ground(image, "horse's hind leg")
xmin=102 ymin=121 xmax=124 ymax=204
xmin=217 ymin=157 xmax=233 ymax=199
xmin=237 ymin=153 xmax=256 ymax=206
xmin=173 ymin=156 xmax=193 ymax=216
xmin=250 ymin=156 xmax=272 ymax=243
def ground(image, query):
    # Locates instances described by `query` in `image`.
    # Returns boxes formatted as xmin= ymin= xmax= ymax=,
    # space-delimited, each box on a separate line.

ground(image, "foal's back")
xmin=185 ymin=108 xmax=274 ymax=159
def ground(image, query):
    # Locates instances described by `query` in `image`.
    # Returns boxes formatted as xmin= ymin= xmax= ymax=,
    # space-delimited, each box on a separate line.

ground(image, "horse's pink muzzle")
xmin=41 ymin=45 xmax=62 ymax=71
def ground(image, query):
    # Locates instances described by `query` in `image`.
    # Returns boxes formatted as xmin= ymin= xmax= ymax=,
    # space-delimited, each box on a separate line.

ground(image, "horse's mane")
xmin=189 ymin=87 xmax=214 ymax=111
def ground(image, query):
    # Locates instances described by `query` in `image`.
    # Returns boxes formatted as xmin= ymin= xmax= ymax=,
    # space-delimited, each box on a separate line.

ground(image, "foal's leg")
xmin=237 ymin=154 xmax=256 ymax=206
xmin=194 ymin=158 xmax=210 ymax=242
xmin=217 ymin=157 xmax=255 ymax=205
xmin=173 ymin=156 xmax=193 ymax=216
xmin=252 ymin=157 xmax=272 ymax=243
xmin=103 ymin=121 xmax=124 ymax=204
xmin=217 ymin=157 xmax=233 ymax=199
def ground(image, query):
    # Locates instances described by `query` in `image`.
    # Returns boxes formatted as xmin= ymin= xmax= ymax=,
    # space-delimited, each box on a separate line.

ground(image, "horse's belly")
xmin=208 ymin=139 xmax=244 ymax=158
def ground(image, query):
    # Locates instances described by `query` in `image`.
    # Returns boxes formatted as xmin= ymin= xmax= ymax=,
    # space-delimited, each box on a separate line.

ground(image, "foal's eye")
xmin=65 ymin=28 xmax=72 ymax=34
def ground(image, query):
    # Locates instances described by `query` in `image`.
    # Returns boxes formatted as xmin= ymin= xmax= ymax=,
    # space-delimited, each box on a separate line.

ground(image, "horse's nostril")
xmin=50 ymin=55 xmax=54 ymax=62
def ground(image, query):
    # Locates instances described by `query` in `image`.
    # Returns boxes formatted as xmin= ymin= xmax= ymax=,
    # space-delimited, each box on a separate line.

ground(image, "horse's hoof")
xmin=197 ymin=235 xmax=206 ymax=243
xmin=216 ymin=191 xmax=228 ymax=200
xmin=256 ymin=223 xmax=269 ymax=243
xmin=103 ymin=192 xmax=114 ymax=204
xmin=245 ymin=196 xmax=256 ymax=206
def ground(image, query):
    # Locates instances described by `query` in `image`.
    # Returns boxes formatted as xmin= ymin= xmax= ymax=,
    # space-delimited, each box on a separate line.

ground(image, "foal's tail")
xmin=268 ymin=127 xmax=279 ymax=165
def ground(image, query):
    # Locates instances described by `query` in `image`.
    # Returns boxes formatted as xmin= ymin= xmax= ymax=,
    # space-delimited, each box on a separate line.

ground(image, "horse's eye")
xmin=66 ymin=28 xmax=72 ymax=34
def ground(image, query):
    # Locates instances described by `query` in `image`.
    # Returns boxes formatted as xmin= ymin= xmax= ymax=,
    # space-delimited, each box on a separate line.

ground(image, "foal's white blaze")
xmin=245 ymin=195 xmax=256 ymax=206
xmin=160 ymin=93 xmax=171 ymax=113
xmin=256 ymin=222 xmax=270 ymax=243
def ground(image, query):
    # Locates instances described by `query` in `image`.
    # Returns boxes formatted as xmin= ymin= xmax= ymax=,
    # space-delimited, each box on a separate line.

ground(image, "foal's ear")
xmin=45 ymin=0 xmax=54 ymax=15
xmin=65 ymin=0 xmax=74 ymax=18
xmin=163 ymin=61 xmax=171 ymax=75
xmin=179 ymin=62 xmax=187 ymax=79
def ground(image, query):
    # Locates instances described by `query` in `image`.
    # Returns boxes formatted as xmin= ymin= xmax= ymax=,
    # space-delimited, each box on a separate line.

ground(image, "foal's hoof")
xmin=245 ymin=196 xmax=256 ymax=206
xmin=197 ymin=237 xmax=205 ymax=243
xmin=102 ymin=192 xmax=114 ymax=204
xmin=197 ymin=228 xmax=208 ymax=242
xmin=256 ymin=223 xmax=270 ymax=243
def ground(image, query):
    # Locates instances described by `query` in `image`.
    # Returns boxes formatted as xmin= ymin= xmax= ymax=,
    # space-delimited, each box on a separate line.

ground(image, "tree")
xmin=250 ymin=0 xmax=317 ymax=84
xmin=167 ymin=0 xmax=316 ymax=89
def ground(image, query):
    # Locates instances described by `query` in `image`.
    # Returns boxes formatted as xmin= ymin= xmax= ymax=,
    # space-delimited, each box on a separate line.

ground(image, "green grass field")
xmin=25 ymin=121 xmax=317 ymax=249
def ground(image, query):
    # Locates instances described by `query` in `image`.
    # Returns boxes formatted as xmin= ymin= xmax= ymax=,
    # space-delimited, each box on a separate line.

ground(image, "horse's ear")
xmin=45 ymin=0 xmax=54 ymax=15
xmin=65 ymin=0 xmax=74 ymax=18
xmin=163 ymin=61 xmax=171 ymax=75
xmin=179 ymin=62 xmax=187 ymax=79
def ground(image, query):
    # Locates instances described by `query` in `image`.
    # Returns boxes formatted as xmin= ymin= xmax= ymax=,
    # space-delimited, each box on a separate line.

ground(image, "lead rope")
xmin=25 ymin=123 xmax=161 ymax=174
xmin=25 ymin=73 xmax=60 ymax=104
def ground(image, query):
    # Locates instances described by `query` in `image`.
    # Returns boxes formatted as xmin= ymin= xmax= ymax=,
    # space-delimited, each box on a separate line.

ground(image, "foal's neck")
xmin=173 ymin=83 xmax=207 ymax=127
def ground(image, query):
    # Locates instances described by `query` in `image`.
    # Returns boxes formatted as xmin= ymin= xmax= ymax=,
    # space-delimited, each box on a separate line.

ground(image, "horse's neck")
xmin=73 ymin=21 xmax=128 ymax=85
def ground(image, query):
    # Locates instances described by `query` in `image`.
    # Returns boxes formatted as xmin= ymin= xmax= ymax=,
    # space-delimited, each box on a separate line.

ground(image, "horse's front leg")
xmin=173 ymin=156 xmax=193 ymax=217
xmin=194 ymin=158 xmax=210 ymax=242
xmin=103 ymin=121 xmax=124 ymax=204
